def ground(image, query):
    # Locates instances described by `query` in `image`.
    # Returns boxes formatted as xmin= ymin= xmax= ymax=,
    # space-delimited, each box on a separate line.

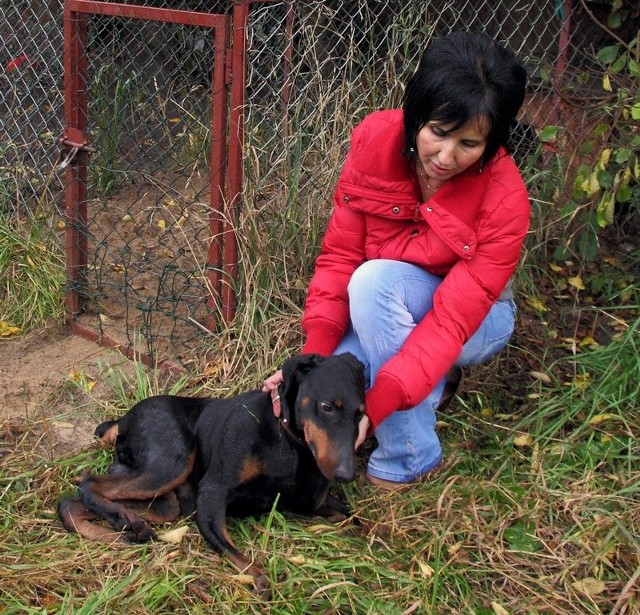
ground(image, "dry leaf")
xmin=307 ymin=524 xmax=334 ymax=533
xmin=157 ymin=219 xmax=166 ymax=230
xmin=513 ymin=433 xmax=533 ymax=447
xmin=158 ymin=525 xmax=189 ymax=544
xmin=588 ymin=413 xmax=618 ymax=426
xmin=526 ymin=295 xmax=548 ymax=312
xmin=572 ymin=577 xmax=605 ymax=596
xmin=568 ymin=276 xmax=586 ymax=290
xmin=418 ymin=561 xmax=434 ymax=578
xmin=491 ymin=602 xmax=509 ymax=615
xmin=530 ymin=371 xmax=552 ymax=384
xmin=579 ymin=336 xmax=598 ymax=347
xmin=0 ymin=321 xmax=21 ymax=337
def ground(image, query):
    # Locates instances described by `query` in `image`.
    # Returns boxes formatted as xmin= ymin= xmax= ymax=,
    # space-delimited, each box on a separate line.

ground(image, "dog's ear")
xmin=337 ymin=352 xmax=365 ymax=378
xmin=278 ymin=354 xmax=325 ymax=423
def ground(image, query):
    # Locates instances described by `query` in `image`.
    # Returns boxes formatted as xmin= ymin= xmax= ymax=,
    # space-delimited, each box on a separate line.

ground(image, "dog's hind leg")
xmin=78 ymin=451 xmax=195 ymax=542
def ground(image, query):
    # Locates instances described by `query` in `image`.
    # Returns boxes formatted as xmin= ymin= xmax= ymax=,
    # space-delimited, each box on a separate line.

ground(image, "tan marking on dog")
xmin=333 ymin=398 xmax=343 ymax=409
xmin=299 ymin=396 xmax=311 ymax=408
xmin=99 ymin=423 xmax=119 ymax=447
xmin=303 ymin=422 xmax=338 ymax=478
xmin=239 ymin=455 xmax=262 ymax=483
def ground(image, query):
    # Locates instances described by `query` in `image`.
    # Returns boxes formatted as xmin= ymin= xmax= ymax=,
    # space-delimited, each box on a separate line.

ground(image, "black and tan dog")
xmin=58 ymin=353 xmax=365 ymax=596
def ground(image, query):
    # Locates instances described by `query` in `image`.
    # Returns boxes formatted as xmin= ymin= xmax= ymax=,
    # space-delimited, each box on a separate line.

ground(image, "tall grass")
xmin=0 ymin=182 xmax=65 ymax=330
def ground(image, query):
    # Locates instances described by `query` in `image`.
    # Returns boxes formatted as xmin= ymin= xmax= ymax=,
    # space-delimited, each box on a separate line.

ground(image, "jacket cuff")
xmin=301 ymin=320 xmax=343 ymax=356
xmin=365 ymin=372 xmax=411 ymax=430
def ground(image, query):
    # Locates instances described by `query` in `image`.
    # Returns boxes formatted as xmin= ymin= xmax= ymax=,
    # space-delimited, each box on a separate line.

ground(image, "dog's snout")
xmin=334 ymin=458 xmax=356 ymax=483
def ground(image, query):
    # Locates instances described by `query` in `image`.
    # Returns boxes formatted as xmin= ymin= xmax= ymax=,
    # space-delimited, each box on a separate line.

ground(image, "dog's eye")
xmin=319 ymin=402 xmax=333 ymax=413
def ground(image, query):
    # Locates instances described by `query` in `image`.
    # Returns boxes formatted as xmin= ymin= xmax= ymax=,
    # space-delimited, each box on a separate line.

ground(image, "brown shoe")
xmin=365 ymin=473 xmax=413 ymax=491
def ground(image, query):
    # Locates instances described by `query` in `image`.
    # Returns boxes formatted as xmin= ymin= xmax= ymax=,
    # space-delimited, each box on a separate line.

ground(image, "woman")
xmin=264 ymin=32 xmax=530 ymax=488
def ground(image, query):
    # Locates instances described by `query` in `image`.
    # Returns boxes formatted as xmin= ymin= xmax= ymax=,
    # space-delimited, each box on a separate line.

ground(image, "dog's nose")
xmin=334 ymin=457 xmax=356 ymax=482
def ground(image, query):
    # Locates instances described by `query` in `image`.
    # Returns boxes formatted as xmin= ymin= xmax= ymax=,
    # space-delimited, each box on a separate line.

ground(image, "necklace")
xmin=416 ymin=161 xmax=442 ymax=193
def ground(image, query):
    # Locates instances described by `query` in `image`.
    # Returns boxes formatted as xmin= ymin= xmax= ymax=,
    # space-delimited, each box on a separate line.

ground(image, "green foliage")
xmin=0 ymin=201 xmax=65 ymax=331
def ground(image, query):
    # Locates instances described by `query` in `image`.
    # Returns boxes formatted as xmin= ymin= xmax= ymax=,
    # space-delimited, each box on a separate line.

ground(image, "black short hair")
xmin=403 ymin=32 xmax=527 ymax=163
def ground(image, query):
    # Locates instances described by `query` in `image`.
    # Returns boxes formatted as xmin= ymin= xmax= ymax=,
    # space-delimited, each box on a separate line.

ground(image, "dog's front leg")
xmin=196 ymin=480 xmax=271 ymax=599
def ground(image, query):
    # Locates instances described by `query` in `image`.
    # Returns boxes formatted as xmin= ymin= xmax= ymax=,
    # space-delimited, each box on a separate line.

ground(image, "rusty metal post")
xmin=63 ymin=0 xmax=89 ymax=322
xmin=552 ymin=0 xmax=573 ymax=125
xmin=219 ymin=0 xmax=250 ymax=322
xmin=281 ymin=0 xmax=294 ymax=126
xmin=206 ymin=17 xmax=231 ymax=327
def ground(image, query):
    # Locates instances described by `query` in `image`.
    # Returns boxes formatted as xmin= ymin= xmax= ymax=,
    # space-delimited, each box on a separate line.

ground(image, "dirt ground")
xmin=0 ymin=324 xmax=136 ymax=457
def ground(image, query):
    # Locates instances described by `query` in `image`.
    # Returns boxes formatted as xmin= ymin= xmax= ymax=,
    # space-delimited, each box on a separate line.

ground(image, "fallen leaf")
xmin=513 ymin=433 xmax=533 ymax=447
xmin=568 ymin=276 xmax=586 ymax=290
xmin=491 ymin=602 xmax=509 ymax=615
xmin=157 ymin=219 xmax=166 ymax=230
xmin=588 ymin=413 xmax=619 ymax=426
xmin=526 ymin=295 xmax=548 ymax=312
xmin=158 ymin=526 xmax=189 ymax=544
xmin=573 ymin=373 xmax=592 ymax=390
xmin=572 ymin=577 xmax=605 ymax=597
xmin=418 ymin=561 xmax=434 ymax=578
xmin=530 ymin=371 xmax=552 ymax=384
xmin=579 ymin=336 xmax=598 ymax=347
xmin=0 ymin=321 xmax=21 ymax=337
xmin=307 ymin=524 xmax=334 ymax=533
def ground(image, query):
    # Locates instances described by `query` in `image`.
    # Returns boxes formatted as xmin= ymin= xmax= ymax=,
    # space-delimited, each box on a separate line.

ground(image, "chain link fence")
xmin=1 ymin=0 xmax=635 ymax=366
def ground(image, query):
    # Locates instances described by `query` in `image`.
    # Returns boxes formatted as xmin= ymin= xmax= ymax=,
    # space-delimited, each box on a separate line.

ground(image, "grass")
xmin=1 ymin=18 xmax=639 ymax=611
xmin=1 ymin=301 xmax=639 ymax=613
xmin=0 ymin=191 xmax=66 ymax=332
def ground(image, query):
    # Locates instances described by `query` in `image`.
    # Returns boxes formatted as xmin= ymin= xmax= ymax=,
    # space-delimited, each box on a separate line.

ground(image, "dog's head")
xmin=278 ymin=353 xmax=366 ymax=482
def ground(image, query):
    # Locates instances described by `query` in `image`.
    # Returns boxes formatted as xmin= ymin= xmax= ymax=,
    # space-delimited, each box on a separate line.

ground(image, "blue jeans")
xmin=333 ymin=259 xmax=516 ymax=483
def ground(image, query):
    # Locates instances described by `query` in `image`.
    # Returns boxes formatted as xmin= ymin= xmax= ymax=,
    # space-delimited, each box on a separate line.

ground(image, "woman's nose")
xmin=437 ymin=141 xmax=456 ymax=166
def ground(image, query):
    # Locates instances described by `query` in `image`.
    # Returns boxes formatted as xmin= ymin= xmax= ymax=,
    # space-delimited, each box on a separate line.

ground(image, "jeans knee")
xmin=347 ymin=260 xmax=384 ymax=303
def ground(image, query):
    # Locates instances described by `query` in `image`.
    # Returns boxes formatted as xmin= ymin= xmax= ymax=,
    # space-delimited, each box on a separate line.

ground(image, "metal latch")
xmin=58 ymin=127 xmax=96 ymax=169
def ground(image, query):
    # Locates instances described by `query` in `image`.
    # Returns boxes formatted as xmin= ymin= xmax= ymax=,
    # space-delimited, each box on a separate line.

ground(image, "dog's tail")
xmin=57 ymin=497 xmax=125 ymax=543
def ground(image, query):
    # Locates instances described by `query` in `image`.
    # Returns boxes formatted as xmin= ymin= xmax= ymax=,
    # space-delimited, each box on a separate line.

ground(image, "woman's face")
xmin=415 ymin=116 xmax=489 ymax=183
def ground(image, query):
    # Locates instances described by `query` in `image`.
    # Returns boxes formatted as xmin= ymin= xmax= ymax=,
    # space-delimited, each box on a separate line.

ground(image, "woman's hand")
xmin=262 ymin=370 xmax=284 ymax=417
xmin=355 ymin=414 xmax=370 ymax=450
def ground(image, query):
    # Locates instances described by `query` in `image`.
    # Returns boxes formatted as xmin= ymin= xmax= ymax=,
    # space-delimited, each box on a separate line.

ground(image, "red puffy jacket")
xmin=301 ymin=110 xmax=530 ymax=429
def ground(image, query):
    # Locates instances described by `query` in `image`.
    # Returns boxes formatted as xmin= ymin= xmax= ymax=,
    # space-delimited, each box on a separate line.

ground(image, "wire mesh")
xmin=1 ymin=0 xmax=636 ymax=366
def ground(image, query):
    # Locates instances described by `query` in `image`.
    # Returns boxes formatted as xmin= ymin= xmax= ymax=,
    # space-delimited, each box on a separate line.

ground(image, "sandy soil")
xmin=0 ymin=325 xmax=134 ymax=457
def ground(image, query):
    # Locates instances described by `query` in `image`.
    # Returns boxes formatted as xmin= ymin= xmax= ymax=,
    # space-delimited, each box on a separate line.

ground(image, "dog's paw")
xmin=125 ymin=518 xmax=156 ymax=543
xmin=253 ymin=573 xmax=272 ymax=601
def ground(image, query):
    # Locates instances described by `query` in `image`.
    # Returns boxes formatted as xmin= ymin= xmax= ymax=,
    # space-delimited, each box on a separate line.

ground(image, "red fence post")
xmin=220 ymin=0 xmax=250 ymax=322
xmin=63 ymin=0 xmax=89 ymax=322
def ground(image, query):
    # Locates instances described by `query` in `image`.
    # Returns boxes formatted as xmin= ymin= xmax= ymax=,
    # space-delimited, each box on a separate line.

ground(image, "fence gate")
xmin=61 ymin=0 xmax=244 ymax=368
